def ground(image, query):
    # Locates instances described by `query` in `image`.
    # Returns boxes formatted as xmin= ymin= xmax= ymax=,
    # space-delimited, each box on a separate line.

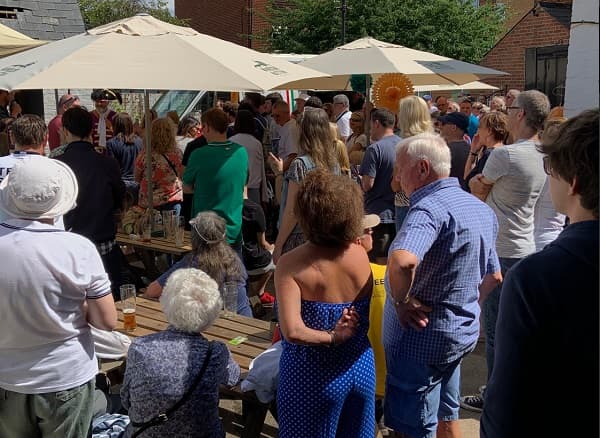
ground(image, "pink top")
xmin=135 ymin=150 xmax=184 ymax=208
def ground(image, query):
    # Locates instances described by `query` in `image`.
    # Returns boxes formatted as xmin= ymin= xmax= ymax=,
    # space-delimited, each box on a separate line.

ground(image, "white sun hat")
xmin=0 ymin=155 xmax=78 ymax=220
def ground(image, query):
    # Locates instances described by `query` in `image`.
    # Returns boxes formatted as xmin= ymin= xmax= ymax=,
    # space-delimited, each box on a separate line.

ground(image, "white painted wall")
xmin=563 ymin=0 xmax=599 ymax=118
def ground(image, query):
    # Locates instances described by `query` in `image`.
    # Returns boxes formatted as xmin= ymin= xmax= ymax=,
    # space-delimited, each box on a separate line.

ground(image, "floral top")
xmin=135 ymin=150 xmax=184 ymax=208
xmin=121 ymin=328 xmax=240 ymax=438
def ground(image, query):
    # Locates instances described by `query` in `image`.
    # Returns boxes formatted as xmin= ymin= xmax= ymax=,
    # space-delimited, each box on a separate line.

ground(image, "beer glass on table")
xmin=120 ymin=284 xmax=137 ymax=332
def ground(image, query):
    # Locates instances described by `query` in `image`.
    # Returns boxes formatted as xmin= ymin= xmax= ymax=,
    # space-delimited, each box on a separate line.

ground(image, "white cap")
xmin=295 ymin=93 xmax=310 ymax=101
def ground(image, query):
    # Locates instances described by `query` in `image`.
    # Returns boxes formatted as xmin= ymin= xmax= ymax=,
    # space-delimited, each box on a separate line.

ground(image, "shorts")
xmin=369 ymin=222 xmax=396 ymax=262
xmin=384 ymin=355 xmax=462 ymax=438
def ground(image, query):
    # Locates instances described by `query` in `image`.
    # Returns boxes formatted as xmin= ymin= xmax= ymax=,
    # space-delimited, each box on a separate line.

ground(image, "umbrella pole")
xmin=365 ymin=74 xmax=372 ymax=143
xmin=144 ymin=90 xmax=153 ymax=217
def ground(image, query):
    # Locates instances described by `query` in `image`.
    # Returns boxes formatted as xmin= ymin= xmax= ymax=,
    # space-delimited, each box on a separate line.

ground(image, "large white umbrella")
xmin=0 ymin=14 xmax=328 ymax=91
xmin=0 ymin=13 xmax=328 ymax=203
xmin=283 ymin=37 xmax=507 ymax=90
xmin=413 ymin=81 xmax=499 ymax=93
xmin=0 ymin=23 xmax=46 ymax=58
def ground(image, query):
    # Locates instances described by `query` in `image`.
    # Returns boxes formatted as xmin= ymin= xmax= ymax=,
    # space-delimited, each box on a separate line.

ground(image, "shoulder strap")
xmin=131 ymin=342 xmax=214 ymax=437
xmin=162 ymin=153 xmax=178 ymax=176
xmin=297 ymin=155 xmax=316 ymax=171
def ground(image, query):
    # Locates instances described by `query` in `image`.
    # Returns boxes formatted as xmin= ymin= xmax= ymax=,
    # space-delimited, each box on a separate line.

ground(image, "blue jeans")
xmin=385 ymin=355 xmax=462 ymax=438
xmin=483 ymin=257 xmax=521 ymax=380
xmin=395 ymin=206 xmax=409 ymax=233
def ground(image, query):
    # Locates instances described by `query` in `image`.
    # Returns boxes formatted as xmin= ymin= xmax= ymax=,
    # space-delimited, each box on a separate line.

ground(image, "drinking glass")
xmin=222 ymin=281 xmax=238 ymax=317
xmin=175 ymin=216 xmax=185 ymax=247
xmin=120 ymin=284 xmax=137 ymax=332
xmin=161 ymin=210 xmax=176 ymax=239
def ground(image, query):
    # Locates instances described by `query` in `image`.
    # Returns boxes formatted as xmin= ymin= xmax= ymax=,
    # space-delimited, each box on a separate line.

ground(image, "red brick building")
xmin=480 ymin=1 xmax=572 ymax=106
xmin=174 ymin=0 xmax=274 ymax=50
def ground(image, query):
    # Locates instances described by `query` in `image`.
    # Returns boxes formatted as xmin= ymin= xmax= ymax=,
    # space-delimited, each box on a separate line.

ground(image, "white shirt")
xmin=534 ymin=177 xmax=566 ymax=251
xmin=336 ymin=110 xmax=352 ymax=139
xmin=277 ymin=119 xmax=299 ymax=160
xmin=0 ymin=219 xmax=111 ymax=393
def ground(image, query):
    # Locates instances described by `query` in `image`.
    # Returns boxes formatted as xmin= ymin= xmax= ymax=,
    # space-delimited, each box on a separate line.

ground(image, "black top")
xmin=463 ymin=147 xmax=492 ymax=192
xmin=56 ymin=141 xmax=125 ymax=243
xmin=448 ymin=140 xmax=470 ymax=186
xmin=106 ymin=135 xmax=143 ymax=181
xmin=182 ymin=135 xmax=208 ymax=166
xmin=481 ymin=221 xmax=599 ymax=438
xmin=241 ymin=198 xmax=271 ymax=270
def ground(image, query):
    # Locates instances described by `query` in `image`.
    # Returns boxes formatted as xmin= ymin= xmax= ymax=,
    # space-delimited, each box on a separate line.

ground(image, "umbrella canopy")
xmin=413 ymin=81 xmax=499 ymax=93
xmin=0 ymin=13 xmax=328 ymax=91
xmin=0 ymin=23 xmax=46 ymax=58
xmin=283 ymin=37 xmax=507 ymax=90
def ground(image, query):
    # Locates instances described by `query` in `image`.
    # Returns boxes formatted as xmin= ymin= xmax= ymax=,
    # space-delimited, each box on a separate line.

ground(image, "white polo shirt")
xmin=336 ymin=110 xmax=352 ymax=139
xmin=0 ymin=219 xmax=112 ymax=394
xmin=278 ymin=119 xmax=299 ymax=160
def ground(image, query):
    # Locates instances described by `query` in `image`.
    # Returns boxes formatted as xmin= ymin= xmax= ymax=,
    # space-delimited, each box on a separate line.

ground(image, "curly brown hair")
xmin=151 ymin=117 xmax=176 ymax=153
xmin=294 ymin=169 xmax=364 ymax=247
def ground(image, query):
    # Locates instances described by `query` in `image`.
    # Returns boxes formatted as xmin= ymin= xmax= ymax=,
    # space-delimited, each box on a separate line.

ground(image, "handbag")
xmin=131 ymin=342 xmax=213 ymax=437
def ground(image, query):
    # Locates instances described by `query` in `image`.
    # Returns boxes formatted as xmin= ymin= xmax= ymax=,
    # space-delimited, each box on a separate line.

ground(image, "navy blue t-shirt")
xmin=106 ymin=135 xmax=143 ymax=181
xmin=360 ymin=134 xmax=401 ymax=223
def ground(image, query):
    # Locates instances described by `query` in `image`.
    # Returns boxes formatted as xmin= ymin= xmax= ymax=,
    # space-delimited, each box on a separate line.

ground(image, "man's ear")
xmin=568 ymin=175 xmax=579 ymax=196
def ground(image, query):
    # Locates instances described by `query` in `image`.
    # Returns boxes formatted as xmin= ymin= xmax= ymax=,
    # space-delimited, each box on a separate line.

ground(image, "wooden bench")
xmin=113 ymin=297 xmax=275 ymax=438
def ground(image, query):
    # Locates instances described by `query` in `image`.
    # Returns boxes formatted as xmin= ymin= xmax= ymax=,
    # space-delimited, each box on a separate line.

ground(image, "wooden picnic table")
xmin=116 ymin=230 xmax=193 ymax=256
xmin=114 ymin=297 xmax=275 ymax=437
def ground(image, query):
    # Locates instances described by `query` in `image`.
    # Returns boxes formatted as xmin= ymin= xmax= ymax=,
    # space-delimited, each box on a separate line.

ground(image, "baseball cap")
xmin=295 ymin=93 xmax=310 ymax=101
xmin=423 ymin=94 xmax=432 ymax=102
xmin=439 ymin=112 xmax=469 ymax=132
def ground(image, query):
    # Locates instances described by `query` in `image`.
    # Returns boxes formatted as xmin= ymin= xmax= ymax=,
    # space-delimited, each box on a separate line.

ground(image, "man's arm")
xmin=87 ymin=294 xmax=117 ymax=331
xmin=361 ymin=175 xmax=375 ymax=192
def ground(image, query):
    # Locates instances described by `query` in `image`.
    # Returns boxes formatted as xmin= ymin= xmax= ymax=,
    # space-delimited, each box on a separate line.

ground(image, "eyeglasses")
xmin=542 ymin=156 xmax=553 ymax=176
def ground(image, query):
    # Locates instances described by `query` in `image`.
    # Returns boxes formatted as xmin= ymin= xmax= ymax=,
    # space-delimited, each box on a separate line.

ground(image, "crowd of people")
xmin=0 ymin=84 xmax=597 ymax=438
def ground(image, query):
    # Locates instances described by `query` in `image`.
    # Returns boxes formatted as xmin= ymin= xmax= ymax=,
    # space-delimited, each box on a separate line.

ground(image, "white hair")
xmin=160 ymin=268 xmax=222 ymax=333
xmin=396 ymin=133 xmax=451 ymax=177
xmin=333 ymin=94 xmax=349 ymax=108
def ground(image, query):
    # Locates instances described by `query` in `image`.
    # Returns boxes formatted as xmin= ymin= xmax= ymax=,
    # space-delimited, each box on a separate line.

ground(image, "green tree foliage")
xmin=265 ymin=0 xmax=505 ymax=63
xmin=78 ymin=0 xmax=188 ymax=29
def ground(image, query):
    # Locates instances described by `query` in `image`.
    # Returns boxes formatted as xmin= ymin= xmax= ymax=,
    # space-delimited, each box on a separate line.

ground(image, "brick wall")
xmin=175 ymin=0 xmax=251 ymax=47
xmin=480 ymin=5 xmax=570 ymax=92
xmin=176 ymin=0 xmax=275 ymax=50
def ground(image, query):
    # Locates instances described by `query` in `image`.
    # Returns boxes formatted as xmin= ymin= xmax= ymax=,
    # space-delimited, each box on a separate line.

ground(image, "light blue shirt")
xmin=383 ymin=178 xmax=500 ymax=364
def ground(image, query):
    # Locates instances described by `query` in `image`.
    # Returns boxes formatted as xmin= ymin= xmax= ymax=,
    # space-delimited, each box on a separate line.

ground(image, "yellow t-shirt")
xmin=367 ymin=262 xmax=387 ymax=398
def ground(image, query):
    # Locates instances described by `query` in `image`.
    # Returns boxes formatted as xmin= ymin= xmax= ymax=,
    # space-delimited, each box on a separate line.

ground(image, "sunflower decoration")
xmin=372 ymin=73 xmax=414 ymax=112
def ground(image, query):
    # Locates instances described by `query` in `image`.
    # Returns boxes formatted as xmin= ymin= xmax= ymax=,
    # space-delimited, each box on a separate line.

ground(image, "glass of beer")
xmin=175 ymin=216 xmax=185 ymax=247
xmin=120 ymin=284 xmax=137 ymax=332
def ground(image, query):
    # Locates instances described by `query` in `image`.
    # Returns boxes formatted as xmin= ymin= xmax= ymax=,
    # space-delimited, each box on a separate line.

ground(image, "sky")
xmin=166 ymin=0 xmax=174 ymax=14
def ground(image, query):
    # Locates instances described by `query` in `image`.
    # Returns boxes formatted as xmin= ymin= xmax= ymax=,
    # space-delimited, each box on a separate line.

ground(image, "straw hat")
xmin=0 ymin=156 xmax=78 ymax=220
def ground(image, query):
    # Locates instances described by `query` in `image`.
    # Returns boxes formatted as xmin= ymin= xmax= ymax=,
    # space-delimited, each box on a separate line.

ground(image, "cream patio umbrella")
xmin=413 ymin=81 xmax=499 ymax=93
xmin=283 ymin=37 xmax=507 ymax=90
xmin=0 ymin=13 xmax=328 ymax=203
xmin=0 ymin=23 xmax=46 ymax=58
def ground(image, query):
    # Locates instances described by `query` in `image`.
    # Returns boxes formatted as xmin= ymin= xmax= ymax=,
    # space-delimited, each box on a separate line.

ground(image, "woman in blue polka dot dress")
xmin=275 ymin=170 xmax=375 ymax=437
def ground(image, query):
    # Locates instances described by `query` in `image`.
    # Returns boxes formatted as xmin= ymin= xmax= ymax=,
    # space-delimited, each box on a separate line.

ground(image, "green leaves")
xmin=78 ymin=0 xmax=188 ymax=29
xmin=265 ymin=0 xmax=505 ymax=63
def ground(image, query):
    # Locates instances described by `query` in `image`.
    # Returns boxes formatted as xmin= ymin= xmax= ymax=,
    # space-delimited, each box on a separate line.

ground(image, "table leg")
xmin=241 ymin=400 xmax=269 ymax=438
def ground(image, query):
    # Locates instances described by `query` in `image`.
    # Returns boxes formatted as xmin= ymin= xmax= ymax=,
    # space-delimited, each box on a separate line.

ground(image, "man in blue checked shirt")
xmin=382 ymin=134 xmax=502 ymax=438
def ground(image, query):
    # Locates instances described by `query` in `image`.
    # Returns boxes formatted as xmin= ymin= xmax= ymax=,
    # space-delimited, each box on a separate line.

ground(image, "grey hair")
xmin=396 ymin=133 xmax=451 ymax=177
xmin=160 ymin=268 xmax=222 ymax=333
xmin=515 ymin=90 xmax=550 ymax=131
xmin=333 ymin=94 xmax=349 ymax=108
xmin=189 ymin=211 xmax=244 ymax=284
xmin=177 ymin=114 xmax=200 ymax=136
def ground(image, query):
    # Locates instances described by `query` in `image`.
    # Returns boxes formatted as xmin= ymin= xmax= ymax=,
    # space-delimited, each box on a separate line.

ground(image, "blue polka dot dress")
xmin=277 ymin=297 xmax=375 ymax=438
